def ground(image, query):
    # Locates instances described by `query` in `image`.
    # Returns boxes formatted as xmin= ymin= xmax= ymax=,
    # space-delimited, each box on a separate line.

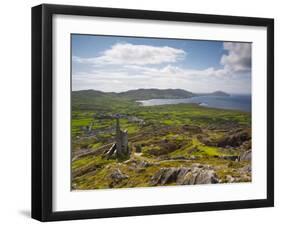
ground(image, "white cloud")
xmin=73 ymin=43 xmax=186 ymax=65
xmin=221 ymin=42 xmax=251 ymax=73
xmin=72 ymin=42 xmax=251 ymax=93
xmin=72 ymin=63 xmax=249 ymax=93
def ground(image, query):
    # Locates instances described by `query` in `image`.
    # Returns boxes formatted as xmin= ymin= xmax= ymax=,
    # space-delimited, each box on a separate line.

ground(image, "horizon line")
xmin=71 ymin=88 xmax=251 ymax=95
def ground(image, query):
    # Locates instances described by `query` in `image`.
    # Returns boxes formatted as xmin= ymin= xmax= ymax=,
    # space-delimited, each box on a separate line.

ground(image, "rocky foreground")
xmin=72 ymin=123 xmax=251 ymax=189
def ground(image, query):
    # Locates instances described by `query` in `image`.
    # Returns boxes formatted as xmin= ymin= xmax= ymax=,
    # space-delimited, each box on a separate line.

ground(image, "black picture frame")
xmin=32 ymin=4 xmax=274 ymax=222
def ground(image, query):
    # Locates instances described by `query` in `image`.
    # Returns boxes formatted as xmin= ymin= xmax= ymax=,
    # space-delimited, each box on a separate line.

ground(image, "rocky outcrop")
xmin=197 ymin=129 xmax=251 ymax=148
xmin=239 ymin=150 xmax=251 ymax=161
xmin=226 ymin=175 xmax=235 ymax=183
xmin=241 ymin=165 xmax=251 ymax=173
xmin=151 ymin=165 xmax=219 ymax=186
xmin=151 ymin=167 xmax=181 ymax=185
xmin=196 ymin=134 xmax=217 ymax=146
xmin=182 ymin=125 xmax=202 ymax=134
xmin=225 ymin=172 xmax=251 ymax=183
xmin=138 ymin=160 xmax=151 ymax=168
xmin=219 ymin=155 xmax=239 ymax=161
xmin=124 ymin=159 xmax=152 ymax=168
xmin=109 ymin=169 xmax=129 ymax=184
xmin=217 ymin=129 xmax=251 ymax=147
xmin=179 ymin=168 xmax=219 ymax=185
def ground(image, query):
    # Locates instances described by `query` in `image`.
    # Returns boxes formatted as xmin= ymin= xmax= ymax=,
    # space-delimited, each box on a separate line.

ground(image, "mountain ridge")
xmin=72 ymin=88 xmax=230 ymax=100
xmin=72 ymin=89 xmax=230 ymax=110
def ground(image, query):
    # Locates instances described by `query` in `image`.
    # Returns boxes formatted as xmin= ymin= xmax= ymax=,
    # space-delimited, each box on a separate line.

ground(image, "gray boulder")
xmin=151 ymin=167 xmax=183 ymax=185
xmin=138 ymin=160 xmax=151 ymax=168
xmin=239 ymin=150 xmax=251 ymax=161
xmin=179 ymin=168 xmax=219 ymax=185
xmin=226 ymin=175 xmax=235 ymax=183
xmin=151 ymin=166 xmax=219 ymax=186
xmin=109 ymin=169 xmax=129 ymax=183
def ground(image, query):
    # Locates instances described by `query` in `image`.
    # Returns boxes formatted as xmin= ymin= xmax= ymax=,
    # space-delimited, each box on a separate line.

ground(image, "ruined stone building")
xmin=105 ymin=117 xmax=129 ymax=159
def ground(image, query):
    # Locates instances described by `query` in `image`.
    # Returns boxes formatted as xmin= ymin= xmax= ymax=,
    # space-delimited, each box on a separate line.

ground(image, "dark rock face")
xmin=182 ymin=125 xmax=202 ymax=134
xmin=151 ymin=166 xmax=219 ymax=186
xmin=219 ymin=155 xmax=239 ymax=161
xmin=198 ymin=137 xmax=217 ymax=146
xmin=239 ymin=150 xmax=251 ymax=161
xmin=197 ymin=128 xmax=251 ymax=148
xmin=239 ymin=140 xmax=251 ymax=150
xmin=197 ymin=134 xmax=221 ymax=147
xmin=217 ymin=129 xmax=251 ymax=147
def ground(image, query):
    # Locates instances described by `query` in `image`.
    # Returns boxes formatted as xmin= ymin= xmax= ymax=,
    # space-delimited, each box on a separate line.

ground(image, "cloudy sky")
xmin=72 ymin=35 xmax=251 ymax=94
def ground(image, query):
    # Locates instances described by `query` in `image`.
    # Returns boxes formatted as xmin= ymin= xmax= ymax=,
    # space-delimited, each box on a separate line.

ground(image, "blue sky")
xmin=72 ymin=34 xmax=251 ymax=94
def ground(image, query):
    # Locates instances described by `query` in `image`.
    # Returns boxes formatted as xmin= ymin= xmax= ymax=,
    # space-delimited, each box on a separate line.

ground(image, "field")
xmin=71 ymin=90 xmax=252 ymax=190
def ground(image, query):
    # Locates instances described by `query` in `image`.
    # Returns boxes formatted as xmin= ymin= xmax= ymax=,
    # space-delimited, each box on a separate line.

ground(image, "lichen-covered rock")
xmin=239 ymin=150 xmax=251 ymax=161
xmin=191 ymin=163 xmax=204 ymax=168
xmin=124 ymin=159 xmax=152 ymax=169
xmin=226 ymin=175 xmax=235 ymax=183
xmin=241 ymin=165 xmax=251 ymax=173
xmin=109 ymin=169 xmax=129 ymax=183
xmin=179 ymin=168 xmax=219 ymax=185
xmin=151 ymin=166 xmax=219 ymax=186
xmin=151 ymin=167 xmax=182 ymax=185
xmin=138 ymin=160 xmax=151 ymax=168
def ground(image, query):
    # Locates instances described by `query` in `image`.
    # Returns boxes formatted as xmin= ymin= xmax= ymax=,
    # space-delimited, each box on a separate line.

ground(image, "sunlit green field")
xmin=71 ymin=96 xmax=251 ymax=190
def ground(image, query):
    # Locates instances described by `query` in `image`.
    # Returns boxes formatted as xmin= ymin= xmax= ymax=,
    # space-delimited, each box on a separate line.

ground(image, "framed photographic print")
xmin=32 ymin=4 xmax=274 ymax=221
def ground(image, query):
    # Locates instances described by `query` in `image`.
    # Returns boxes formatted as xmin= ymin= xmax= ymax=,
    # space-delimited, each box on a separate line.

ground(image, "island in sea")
xmin=71 ymin=88 xmax=251 ymax=190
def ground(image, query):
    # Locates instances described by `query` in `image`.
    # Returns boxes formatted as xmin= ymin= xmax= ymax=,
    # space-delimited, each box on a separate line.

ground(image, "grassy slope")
xmin=71 ymin=91 xmax=251 ymax=189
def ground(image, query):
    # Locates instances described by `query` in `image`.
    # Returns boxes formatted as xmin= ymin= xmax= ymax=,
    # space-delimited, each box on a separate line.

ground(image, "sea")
xmin=137 ymin=94 xmax=251 ymax=112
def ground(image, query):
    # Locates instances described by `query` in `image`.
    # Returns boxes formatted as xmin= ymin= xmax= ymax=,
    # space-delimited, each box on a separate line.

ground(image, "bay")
xmin=137 ymin=94 xmax=251 ymax=112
